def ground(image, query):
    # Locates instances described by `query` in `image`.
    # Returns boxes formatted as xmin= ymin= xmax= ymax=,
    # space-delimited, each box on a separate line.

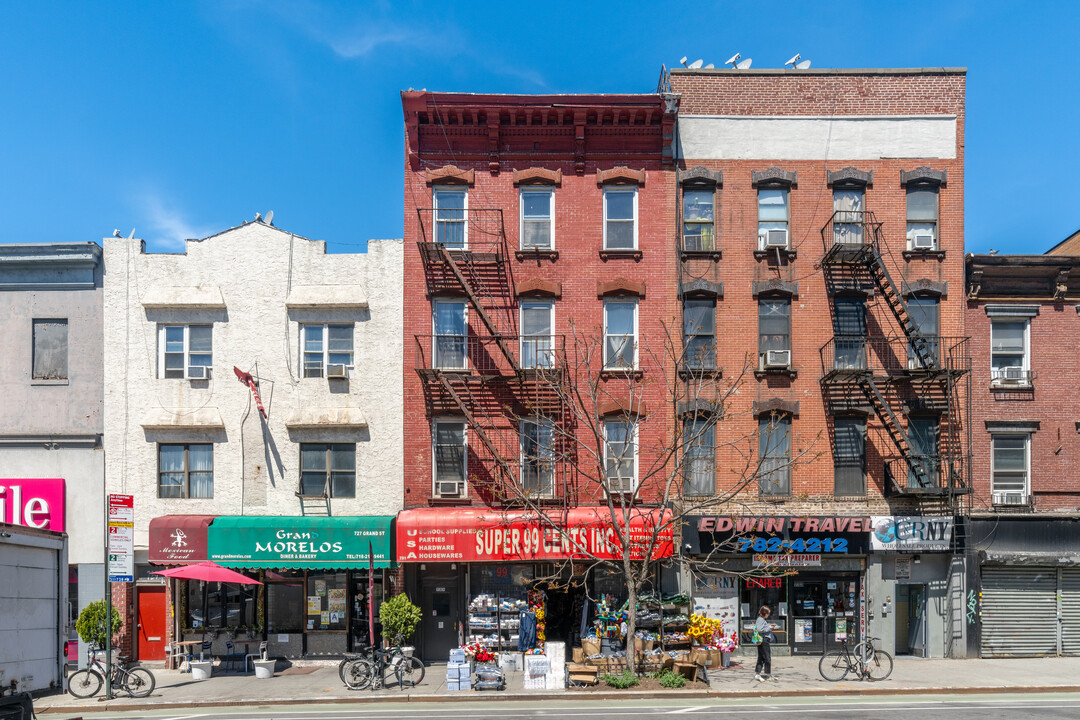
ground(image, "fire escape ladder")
xmin=857 ymin=375 xmax=934 ymax=490
xmin=864 ymin=238 xmax=936 ymax=371
xmin=433 ymin=242 xmax=520 ymax=374
xmin=432 ymin=371 xmax=519 ymax=490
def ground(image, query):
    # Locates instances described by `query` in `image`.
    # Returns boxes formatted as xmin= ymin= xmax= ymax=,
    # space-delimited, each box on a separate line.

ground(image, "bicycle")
xmin=68 ymin=648 xmax=156 ymax=698
xmin=341 ymin=642 xmax=425 ymax=691
xmin=855 ymin=636 xmax=893 ymax=681
xmin=818 ymin=637 xmax=892 ymax=682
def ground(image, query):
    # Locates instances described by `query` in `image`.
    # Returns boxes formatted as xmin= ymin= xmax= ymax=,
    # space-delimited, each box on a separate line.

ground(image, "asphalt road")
xmin=50 ymin=694 xmax=1080 ymax=720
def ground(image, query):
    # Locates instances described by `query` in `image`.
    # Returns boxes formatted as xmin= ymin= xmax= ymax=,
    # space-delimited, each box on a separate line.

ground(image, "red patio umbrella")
xmin=152 ymin=561 xmax=263 ymax=585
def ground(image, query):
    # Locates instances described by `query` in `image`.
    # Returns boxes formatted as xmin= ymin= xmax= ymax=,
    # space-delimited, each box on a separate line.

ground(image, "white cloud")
xmin=137 ymin=193 xmax=215 ymax=251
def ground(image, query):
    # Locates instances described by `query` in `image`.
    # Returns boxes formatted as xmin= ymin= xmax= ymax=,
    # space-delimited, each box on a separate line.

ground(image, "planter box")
xmin=189 ymin=660 xmax=213 ymax=681
xmin=253 ymin=659 xmax=276 ymax=679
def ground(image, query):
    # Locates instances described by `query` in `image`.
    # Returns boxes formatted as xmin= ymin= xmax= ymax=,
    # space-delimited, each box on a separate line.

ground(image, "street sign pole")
xmin=105 ymin=494 xmax=134 ymax=700
xmin=103 ymin=497 xmax=111 ymax=699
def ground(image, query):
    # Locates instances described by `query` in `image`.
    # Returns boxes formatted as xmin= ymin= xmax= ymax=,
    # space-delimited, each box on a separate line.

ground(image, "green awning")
xmin=208 ymin=515 xmax=394 ymax=569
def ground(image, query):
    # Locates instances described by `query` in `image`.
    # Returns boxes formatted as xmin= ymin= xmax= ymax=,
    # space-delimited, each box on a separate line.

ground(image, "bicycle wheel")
xmin=67 ymin=669 xmax=102 ymax=698
xmin=864 ymin=649 xmax=893 ymax=681
xmin=124 ymin=667 xmax=156 ymax=697
xmin=397 ymin=656 xmax=425 ymax=687
xmin=344 ymin=659 xmax=376 ymax=690
xmin=338 ymin=658 xmax=350 ymax=685
xmin=853 ymin=640 xmax=874 ymax=666
xmin=818 ymin=651 xmax=850 ymax=682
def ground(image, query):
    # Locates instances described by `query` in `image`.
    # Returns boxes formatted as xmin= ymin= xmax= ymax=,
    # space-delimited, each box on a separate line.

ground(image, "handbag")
xmin=751 ymin=629 xmax=763 ymax=645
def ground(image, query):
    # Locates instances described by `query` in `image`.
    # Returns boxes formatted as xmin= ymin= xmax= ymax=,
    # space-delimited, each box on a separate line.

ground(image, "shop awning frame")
xmin=149 ymin=515 xmax=216 ymax=565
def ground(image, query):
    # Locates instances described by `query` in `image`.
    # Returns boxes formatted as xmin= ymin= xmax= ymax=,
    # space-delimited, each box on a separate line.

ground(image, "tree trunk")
xmin=624 ymin=555 xmax=638 ymax=674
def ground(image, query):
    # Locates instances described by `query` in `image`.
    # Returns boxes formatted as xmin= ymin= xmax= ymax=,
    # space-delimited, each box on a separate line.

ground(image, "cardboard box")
xmin=673 ymin=662 xmax=698 ymax=682
xmin=449 ymin=649 xmax=466 ymax=663
xmin=572 ymin=647 xmax=583 ymax=663
xmin=581 ymin=638 xmax=601 ymax=657
xmin=634 ymin=638 xmax=655 ymax=652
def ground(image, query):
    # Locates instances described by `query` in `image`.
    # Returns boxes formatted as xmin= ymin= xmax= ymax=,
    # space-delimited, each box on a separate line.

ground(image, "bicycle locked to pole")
xmin=340 ymin=635 xmax=425 ymax=691
xmin=818 ymin=636 xmax=893 ymax=682
xmin=67 ymin=647 xmax=157 ymax=699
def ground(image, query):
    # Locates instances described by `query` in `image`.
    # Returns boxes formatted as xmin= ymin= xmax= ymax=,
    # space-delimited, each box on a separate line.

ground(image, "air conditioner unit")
xmin=1002 ymin=366 xmax=1025 ymax=381
xmin=186 ymin=366 xmax=209 ymax=380
xmin=605 ymin=477 xmax=635 ymax=495
xmin=912 ymin=233 xmax=935 ymax=250
xmin=326 ymin=363 xmax=348 ymax=378
xmin=764 ymin=349 xmax=791 ymax=368
xmin=764 ymin=229 xmax=789 ymax=248
xmin=992 ymin=491 xmax=1028 ymax=506
xmin=438 ymin=481 xmax=463 ymax=498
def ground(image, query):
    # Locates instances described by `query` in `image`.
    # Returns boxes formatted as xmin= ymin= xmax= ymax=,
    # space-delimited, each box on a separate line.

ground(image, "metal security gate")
xmin=980 ymin=567 xmax=1057 ymax=657
xmin=1062 ymin=569 xmax=1080 ymax=655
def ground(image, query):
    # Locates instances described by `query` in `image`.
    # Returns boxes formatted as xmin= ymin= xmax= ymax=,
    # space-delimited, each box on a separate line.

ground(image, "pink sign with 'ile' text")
xmin=0 ymin=478 xmax=66 ymax=532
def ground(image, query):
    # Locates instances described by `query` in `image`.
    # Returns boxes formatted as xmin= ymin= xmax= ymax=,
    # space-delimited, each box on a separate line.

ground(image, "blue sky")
xmin=1 ymin=1 xmax=1077 ymax=254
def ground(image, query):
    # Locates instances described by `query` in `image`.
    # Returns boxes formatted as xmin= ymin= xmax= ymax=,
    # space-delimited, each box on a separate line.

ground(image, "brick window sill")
xmin=678 ymin=368 xmax=722 ymax=380
xmin=599 ymin=249 xmax=643 ymax=262
xmin=754 ymin=248 xmax=797 ymax=260
xmin=902 ymin=249 xmax=947 ymax=261
xmin=681 ymin=249 xmax=722 ymax=262
xmin=427 ymin=497 xmax=472 ymax=507
xmin=754 ymin=368 xmax=798 ymax=380
xmin=515 ymin=249 xmax=559 ymax=262
xmin=600 ymin=369 xmax=644 ymax=380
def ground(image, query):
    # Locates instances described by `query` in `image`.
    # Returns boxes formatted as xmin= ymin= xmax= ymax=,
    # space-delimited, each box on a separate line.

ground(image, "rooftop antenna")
xmin=725 ymin=53 xmax=741 ymax=68
xmin=127 ymin=228 xmax=135 ymax=240
xmin=112 ymin=229 xmax=122 ymax=238
xmin=787 ymin=53 xmax=811 ymax=69
xmin=680 ymin=56 xmax=689 ymax=68
xmin=785 ymin=53 xmax=801 ymax=68
xmin=254 ymin=212 xmax=262 ymax=222
xmin=737 ymin=57 xmax=753 ymax=69
xmin=265 ymin=210 xmax=274 ymax=226
xmin=688 ymin=59 xmax=704 ymax=69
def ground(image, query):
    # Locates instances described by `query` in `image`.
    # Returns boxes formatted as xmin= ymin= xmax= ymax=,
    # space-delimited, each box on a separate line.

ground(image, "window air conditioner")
xmin=186 ymin=366 xmax=209 ymax=380
xmin=605 ymin=477 xmax=634 ymax=495
xmin=438 ymin=481 xmax=463 ymax=498
xmin=992 ymin=491 xmax=1027 ymax=506
xmin=764 ymin=229 xmax=789 ymax=248
xmin=765 ymin=349 xmax=791 ymax=368
xmin=912 ymin=233 xmax=935 ymax=250
xmin=1002 ymin=366 xmax=1025 ymax=382
xmin=326 ymin=363 xmax=348 ymax=378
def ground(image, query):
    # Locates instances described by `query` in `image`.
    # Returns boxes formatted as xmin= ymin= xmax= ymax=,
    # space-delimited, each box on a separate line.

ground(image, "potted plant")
xmin=75 ymin=600 xmax=123 ymax=653
xmin=379 ymin=593 xmax=421 ymax=654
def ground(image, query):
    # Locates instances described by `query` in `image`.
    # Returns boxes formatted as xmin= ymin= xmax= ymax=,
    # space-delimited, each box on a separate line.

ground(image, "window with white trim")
xmin=520 ymin=419 xmax=555 ymax=497
xmin=604 ymin=419 xmax=637 ymax=493
xmin=758 ymin=188 xmax=789 ymax=249
xmin=832 ymin=188 xmax=864 ymax=245
xmin=758 ymin=298 xmax=791 ymax=367
xmin=433 ymin=186 xmax=468 ymax=248
xmin=301 ymin=323 xmax=353 ymax=378
xmin=433 ymin=300 xmax=467 ymax=370
xmin=683 ymin=417 xmax=715 ymax=497
xmin=158 ymin=443 xmax=213 ymax=499
xmin=158 ymin=324 xmax=212 ymax=379
xmin=603 ymin=299 xmax=637 ymax=370
xmin=603 ymin=187 xmax=637 ymax=250
xmin=991 ymin=434 xmax=1030 ymax=503
xmin=520 ymin=300 xmax=554 ymax=369
xmin=299 ymin=443 xmax=356 ymax=498
xmin=683 ymin=188 xmax=715 ymax=251
xmin=991 ymin=319 xmax=1029 ymax=383
xmin=433 ymin=419 xmax=467 ymax=497
xmin=758 ymin=414 xmax=792 ymax=496
xmin=683 ymin=298 xmax=716 ymax=370
xmin=906 ymin=185 xmax=939 ymax=250
xmin=520 ymin=188 xmax=554 ymax=250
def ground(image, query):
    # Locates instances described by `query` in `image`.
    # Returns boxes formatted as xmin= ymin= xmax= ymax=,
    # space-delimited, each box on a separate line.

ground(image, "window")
xmin=32 ymin=319 xmax=68 ymax=380
xmin=758 ymin=414 xmax=792 ymax=496
xmin=832 ymin=189 xmax=864 ymax=245
xmin=683 ymin=298 xmax=716 ymax=370
xmin=158 ymin=324 xmax=212 ymax=379
xmin=758 ymin=188 xmax=789 ymax=249
xmin=520 ymin=419 xmax=555 ymax=496
xmin=299 ymin=443 xmax=356 ymax=498
xmin=683 ymin=418 xmax=715 ymax=496
xmin=832 ymin=297 xmax=867 ymax=370
xmin=604 ymin=420 xmax=637 ymax=493
xmin=433 ymin=186 xmax=467 ymax=248
xmin=683 ymin=188 xmax=715 ymax=251
xmin=158 ymin=444 xmax=213 ymax=499
xmin=991 ymin=434 xmax=1029 ymax=501
xmin=306 ymin=573 xmax=347 ymax=631
xmin=186 ymin=579 xmax=256 ymax=629
xmin=266 ymin=572 xmax=305 ymax=633
xmin=603 ymin=187 xmax=637 ymax=250
xmin=907 ymin=417 xmax=940 ymax=489
xmin=433 ymin=300 xmax=467 ymax=370
xmin=433 ymin=420 xmax=466 ymax=496
xmin=991 ymin=319 xmax=1029 ymax=383
xmin=833 ymin=417 xmax=866 ymax=496
xmin=906 ymin=295 xmax=940 ymax=367
xmin=521 ymin=188 xmax=553 ymax=250
xmin=520 ymin=301 xmax=554 ymax=368
xmin=758 ymin=298 xmax=791 ymax=367
xmin=301 ymin=324 xmax=353 ymax=378
xmin=906 ymin=185 xmax=939 ymax=250
xmin=603 ymin=299 xmax=637 ymax=369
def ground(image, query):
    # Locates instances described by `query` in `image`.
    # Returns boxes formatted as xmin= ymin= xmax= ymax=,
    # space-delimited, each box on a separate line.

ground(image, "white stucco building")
xmin=103 ymin=219 xmax=403 ymax=659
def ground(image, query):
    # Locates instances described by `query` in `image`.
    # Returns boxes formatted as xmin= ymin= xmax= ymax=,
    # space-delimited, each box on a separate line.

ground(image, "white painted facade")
xmin=103 ymin=222 xmax=404 ymax=557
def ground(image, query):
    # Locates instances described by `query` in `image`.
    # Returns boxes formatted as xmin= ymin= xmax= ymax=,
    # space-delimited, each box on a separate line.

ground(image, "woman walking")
xmin=754 ymin=605 xmax=777 ymax=681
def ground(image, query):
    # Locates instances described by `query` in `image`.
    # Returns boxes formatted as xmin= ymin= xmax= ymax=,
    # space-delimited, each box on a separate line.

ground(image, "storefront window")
xmin=267 ymin=580 xmax=304 ymax=633
xmin=306 ymin=573 xmax=348 ymax=631
xmin=468 ymin=564 xmax=532 ymax=649
xmin=743 ymin=576 xmax=788 ymax=645
xmin=186 ymin=579 xmax=257 ymax=629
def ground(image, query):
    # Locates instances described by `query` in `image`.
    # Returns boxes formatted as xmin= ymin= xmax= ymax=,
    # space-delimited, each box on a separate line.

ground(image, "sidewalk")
xmin=35 ymin=655 xmax=1080 ymax=716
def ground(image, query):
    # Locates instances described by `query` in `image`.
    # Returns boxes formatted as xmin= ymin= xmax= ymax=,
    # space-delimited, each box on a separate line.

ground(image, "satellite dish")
xmin=255 ymin=212 xmax=262 ymax=222
xmin=796 ymin=60 xmax=811 ymax=69
xmin=689 ymin=59 xmax=704 ymax=69
xmin=725 ymin=53 xmax=741 ymax=68
xmin=785 ymin=53 xmax=801 ymax=68
xmin=680 ymin=56 xmax=689 ymax=67
xmin=113 ymin=229 xmax=122 ymax=238
xmin=737 ymin=58 xmax=753 ymax=69
xmin=704 ymin=63 xmax=715 ymax=69
xmin=265 ymin=210 xmax=274 ymax=226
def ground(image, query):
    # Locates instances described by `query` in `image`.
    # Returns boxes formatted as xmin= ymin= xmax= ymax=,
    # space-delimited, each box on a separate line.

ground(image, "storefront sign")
xmin=149 ymin=515 xmax=214 ymax=564
xmin=209 ymin=516 xmax=394 ymax=569
xmin=0 ymin=478 xmax=65 ymax=531
xmin=693 ymin=574 xmax=739 ymax=636
xmin=395 ymin=508 xmax=674 ymax=562
xmin=108 ymin=494 xmax=134 ymax=582
xmin=684 ymin=515 xmax=872 ymax=556
xmin=870 ymin=516 xmax=953 ymax=552
xmin=752 ymin=553 xmax=822 ymax=567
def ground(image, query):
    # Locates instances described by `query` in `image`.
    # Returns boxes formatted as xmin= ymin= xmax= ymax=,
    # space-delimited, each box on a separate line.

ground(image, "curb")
xmin=37 ymin=684 xmax=1080 ymax=714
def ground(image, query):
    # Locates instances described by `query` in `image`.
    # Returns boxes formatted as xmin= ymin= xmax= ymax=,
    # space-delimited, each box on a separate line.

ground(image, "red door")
xmin=137 ymin=586 xmax=167 ymax=660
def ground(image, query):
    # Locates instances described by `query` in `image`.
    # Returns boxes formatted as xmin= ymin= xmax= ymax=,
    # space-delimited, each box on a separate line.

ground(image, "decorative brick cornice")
xmin=901 ymin=167 xmax=947 ymax=186
xmin=752 ymin=279 xmax=798 ymax=298
xmin=597 ymin=277 xmax=646 ymax=298
xmin=677 ymin=166 xmax=723 ymax=186
xmin=598 ymin=397 xmax=648 ymax=418
xmin=678 ymin=399 xmax=722 ymax=417
xmin=985 ymin=420 xmax=1040 ymax=433
xmin=597 ymin=166 xmax=646 ymax=186
xmin=827 ymin=167 xmax=873 ymax=187
xmin=516 ymin=278 xmax=562 ymax=298
xmin=679 ymin=278 xmax=723 ymax=298
xmin=513 ymin=167 xmax=562 ymax=186
xmin=902 ymin=279 xmax=947 ymax=297
xmin=752 ymin=167 xmax=797 ymax=187
xmin=753 ymin=399 xmax=799 ymax=417
xmin=426 ymin=165 xmax=475 ymax=186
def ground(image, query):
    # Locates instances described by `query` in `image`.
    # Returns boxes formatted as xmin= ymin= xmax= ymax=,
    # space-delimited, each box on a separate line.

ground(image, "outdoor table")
xmin=170 ymin=640 xmax=207 ymax=670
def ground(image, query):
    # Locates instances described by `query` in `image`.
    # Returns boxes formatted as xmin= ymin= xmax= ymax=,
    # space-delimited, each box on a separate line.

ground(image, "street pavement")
xmin=33 ymin=654 xmax=1080 ymax=719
